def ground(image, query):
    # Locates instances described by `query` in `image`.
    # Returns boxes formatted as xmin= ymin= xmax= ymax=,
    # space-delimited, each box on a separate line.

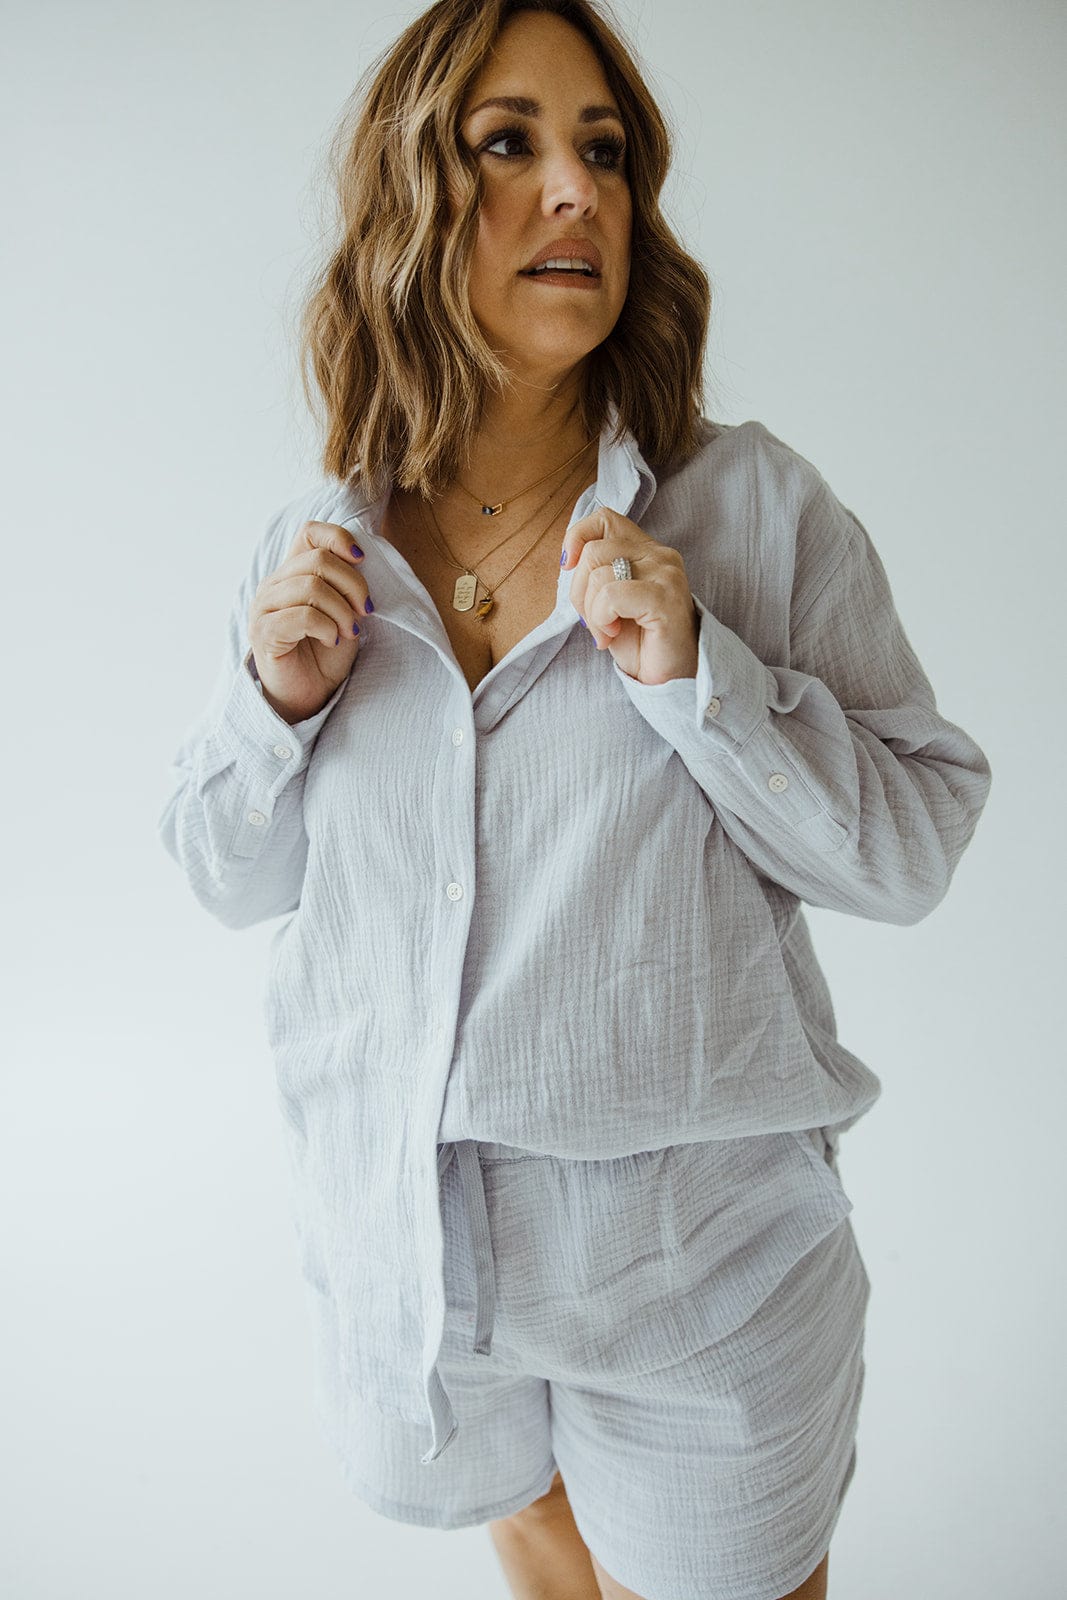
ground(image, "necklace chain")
xmin=406 ymin=438 xmax=597 ymax=618
xmin=453 ymin=434 xmax=597 ymax=517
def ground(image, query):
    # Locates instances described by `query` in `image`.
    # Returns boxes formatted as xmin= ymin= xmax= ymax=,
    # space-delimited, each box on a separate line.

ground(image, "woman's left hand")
xmin=561 ymin=508 xmax=700 ymax=685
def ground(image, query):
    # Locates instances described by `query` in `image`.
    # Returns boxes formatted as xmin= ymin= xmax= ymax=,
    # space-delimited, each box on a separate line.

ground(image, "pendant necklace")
xmin=412 ymin=457 xmax=598 ymax=624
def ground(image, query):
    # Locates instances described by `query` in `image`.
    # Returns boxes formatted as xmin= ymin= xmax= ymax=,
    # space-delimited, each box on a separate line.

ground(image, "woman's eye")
xmin=590 ymin=139 xmax=626 ymax=170
xmin=484 ymin=132 xmax=528 ymax=158
xmin=480 ymin=128 xmax=626 ymax=170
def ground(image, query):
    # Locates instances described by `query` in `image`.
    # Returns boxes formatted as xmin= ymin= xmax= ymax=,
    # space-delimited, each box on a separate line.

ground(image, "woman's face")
xmin=458 ymin=10 xmax=632 ymax=385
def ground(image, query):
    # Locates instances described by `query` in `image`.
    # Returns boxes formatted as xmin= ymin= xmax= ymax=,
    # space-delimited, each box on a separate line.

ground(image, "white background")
xmin=3 ymin=1 xmax=1063 ymax=1595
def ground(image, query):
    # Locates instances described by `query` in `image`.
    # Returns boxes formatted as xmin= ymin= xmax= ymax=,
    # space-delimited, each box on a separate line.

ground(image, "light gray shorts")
xmin=310 ymin=1134 xmax=870 ymax=1600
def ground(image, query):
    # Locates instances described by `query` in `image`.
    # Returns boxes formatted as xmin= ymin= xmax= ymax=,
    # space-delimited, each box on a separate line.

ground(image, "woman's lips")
xmin=519 ymin=269 xmax=602 ymax=289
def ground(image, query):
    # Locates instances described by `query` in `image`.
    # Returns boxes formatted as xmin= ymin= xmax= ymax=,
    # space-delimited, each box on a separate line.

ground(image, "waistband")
xmin=465 ymin=1139 xmax=554 ymax=1162
xmin=430 ymin=1136 xmax=597 ymax=1380
xmin=422 ymin=1127 xmax=835 ymax=1464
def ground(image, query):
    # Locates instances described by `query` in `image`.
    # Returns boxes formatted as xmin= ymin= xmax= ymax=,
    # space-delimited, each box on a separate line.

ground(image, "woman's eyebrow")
xmin=465 ymin=95 xmax=624 ymax=127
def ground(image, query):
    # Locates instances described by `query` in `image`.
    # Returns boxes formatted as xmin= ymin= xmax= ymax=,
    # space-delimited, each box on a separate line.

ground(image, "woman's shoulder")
xmin=665 ymin=415 xmax=830 ymax=513
xmin=657 ymin=419 xmax=863 ymax=602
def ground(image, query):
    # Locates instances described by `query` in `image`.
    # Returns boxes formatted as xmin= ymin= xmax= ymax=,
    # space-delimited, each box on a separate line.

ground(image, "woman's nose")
xmin=540 ymin=152 xmax=597 ymax=210
xmin=547 ymin=168 xmax=598 ymax=212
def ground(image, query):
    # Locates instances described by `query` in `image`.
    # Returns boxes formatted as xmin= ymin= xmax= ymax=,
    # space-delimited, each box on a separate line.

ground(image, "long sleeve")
xmin=614 ymin=484 xmax=993 ymax=925
xmin=158 ymin=497 xmax=351 ymax=930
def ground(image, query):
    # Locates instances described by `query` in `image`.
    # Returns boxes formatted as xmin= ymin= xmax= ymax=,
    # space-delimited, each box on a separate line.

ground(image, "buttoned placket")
xmin=325 ymin=413 xmax=659 ymax=1466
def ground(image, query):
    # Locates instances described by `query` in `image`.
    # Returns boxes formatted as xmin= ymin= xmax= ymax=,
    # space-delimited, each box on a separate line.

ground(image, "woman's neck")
xmin=386 ymin=454 xmax=596 ymax=564
xmin=453 ymin=380 xmax=595 ymax=499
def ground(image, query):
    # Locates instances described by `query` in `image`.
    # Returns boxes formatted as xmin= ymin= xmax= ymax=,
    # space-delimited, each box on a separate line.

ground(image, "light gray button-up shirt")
xmin=159 ymin=405 xmax=992 ymax=1459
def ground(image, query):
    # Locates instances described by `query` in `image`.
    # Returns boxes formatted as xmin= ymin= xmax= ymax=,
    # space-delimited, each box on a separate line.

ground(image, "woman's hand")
xmin=249 ymin=520 xmax=371 ymax=724
xmin=561 ymin=508 xmax=700 ymax=684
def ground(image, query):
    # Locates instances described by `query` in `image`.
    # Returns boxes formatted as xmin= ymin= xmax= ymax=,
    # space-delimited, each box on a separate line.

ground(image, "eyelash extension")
xmin=480 ymin=124 xmax=627 ymax=170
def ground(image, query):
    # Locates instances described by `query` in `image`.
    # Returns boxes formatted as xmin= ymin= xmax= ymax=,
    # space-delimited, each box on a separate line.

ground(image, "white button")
xmin=247 ymin=809 xmax=267 ymax=826
xmin=705 ymin=696 xmax=721 ymax=718
xmin=451 ymin=728 xmax=464 ymax=746
xmin=273 ymin=743 xmax=293 ymax=760
xmin=768 ymin=773 xmax=789 ymax=793
xmin=446 ymin=882 xmax=464 ymax=900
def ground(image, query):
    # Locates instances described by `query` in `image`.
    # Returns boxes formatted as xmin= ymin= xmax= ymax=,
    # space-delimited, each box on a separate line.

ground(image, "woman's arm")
xmin=615 ymin=480 xmax=993 ymax=924
xmin=158 ymin=497 xmax=349 ymax=930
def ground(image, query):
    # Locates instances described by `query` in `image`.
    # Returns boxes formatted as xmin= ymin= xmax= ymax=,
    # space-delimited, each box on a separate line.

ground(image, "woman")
xmin=159 ymin=2 xmax=993 ymax=1596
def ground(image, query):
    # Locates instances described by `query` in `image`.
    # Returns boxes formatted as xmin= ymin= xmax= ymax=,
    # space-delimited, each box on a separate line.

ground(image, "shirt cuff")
xmin=214 ymin=646 xmax=348 ymax=796
xmin=612 ymin=592 xmax=772 ymax=755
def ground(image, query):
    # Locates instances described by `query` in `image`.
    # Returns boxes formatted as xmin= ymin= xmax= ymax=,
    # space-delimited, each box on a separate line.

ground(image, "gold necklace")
xmin=455 ymin=435 xmax=597 ymax=517
xmin=414 ymin=460 xmax=594 ymax=617
xmin=425 ymin=474 xmax=566 ymax=576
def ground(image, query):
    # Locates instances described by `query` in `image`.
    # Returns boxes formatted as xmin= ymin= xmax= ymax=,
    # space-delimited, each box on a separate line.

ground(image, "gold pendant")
xmin=474 ymin=594 xmax=494 ymax=619
xmin=453 ymin=572 xmax=478 ymax=611
xmin=482 ymin=502 xmax=504 ymax=516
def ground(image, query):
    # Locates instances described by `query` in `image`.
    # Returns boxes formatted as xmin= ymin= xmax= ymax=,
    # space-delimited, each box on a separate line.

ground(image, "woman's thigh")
xmin=549 ymin=1218 xmax=870 ymax=1600
xmin=305 ymin=1152 xmax=560 ymax=1529
xmin=309 ymin=1133 xmax=869 ymax=1589
xmin=310 ymin=1326 xmax=560 ymax=1530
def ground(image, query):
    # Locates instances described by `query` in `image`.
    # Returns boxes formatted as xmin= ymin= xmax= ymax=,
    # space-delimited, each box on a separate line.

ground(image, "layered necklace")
xmin=403 ymin=434 xmax=598 ymax=618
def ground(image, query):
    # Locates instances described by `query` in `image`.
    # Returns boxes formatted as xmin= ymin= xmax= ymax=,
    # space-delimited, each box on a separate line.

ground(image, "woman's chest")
xmin=380 ymin=498 xmax=567 ymax=694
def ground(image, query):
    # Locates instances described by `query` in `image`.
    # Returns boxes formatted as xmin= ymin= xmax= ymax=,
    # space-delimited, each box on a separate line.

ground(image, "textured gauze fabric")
xmin=158 ymin=406 xmax=993 ymax=1462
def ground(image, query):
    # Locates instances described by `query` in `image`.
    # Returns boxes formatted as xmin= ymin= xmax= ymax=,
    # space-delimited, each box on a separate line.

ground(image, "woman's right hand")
xmin=248 ymin=520 xmax=372 ymax=724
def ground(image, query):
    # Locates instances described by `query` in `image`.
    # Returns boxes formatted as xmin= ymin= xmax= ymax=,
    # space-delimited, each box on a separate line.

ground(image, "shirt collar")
xmin=591 ymin=398 xmax=658 ymax=523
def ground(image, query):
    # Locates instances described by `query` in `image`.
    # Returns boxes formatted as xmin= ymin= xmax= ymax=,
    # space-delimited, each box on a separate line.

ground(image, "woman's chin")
xmin=489 ymin=330 xmax=609 ymax=378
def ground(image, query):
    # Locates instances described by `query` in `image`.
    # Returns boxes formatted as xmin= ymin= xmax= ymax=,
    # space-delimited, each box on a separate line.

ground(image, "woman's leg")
xmin=488 ymin=1470 xmax=602 ymax=1600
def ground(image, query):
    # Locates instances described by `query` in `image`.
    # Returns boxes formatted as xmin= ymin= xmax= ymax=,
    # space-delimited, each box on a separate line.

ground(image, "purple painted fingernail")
xmin=365 ymin=597 xmax=374 ymax=613
xmin=351 ymin=543 xmax=364 ymax=559
xmin=578 ymin=615 xmax=586 ymax=627
xmin=352 ymin=621 xmax=360 ymax=635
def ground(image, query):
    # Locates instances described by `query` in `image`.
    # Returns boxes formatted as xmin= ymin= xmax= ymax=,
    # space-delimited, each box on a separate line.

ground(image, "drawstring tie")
xmin=438 ymin=1139 xmax=497 ymax=1356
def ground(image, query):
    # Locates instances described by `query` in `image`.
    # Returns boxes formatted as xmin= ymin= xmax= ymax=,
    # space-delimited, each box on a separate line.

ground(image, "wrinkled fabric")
xmin=433 ymin=1132 xmax=855 ymax=1381
xmin=158 ymin=405 xmax=992 ymax=1461
xmin=311 ymin=1139 xmax=869 ymax=1600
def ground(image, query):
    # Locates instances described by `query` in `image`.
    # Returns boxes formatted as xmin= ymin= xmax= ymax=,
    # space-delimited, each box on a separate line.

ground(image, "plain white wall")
xmin=3 ymin=0 xmax=1062 ymax=1595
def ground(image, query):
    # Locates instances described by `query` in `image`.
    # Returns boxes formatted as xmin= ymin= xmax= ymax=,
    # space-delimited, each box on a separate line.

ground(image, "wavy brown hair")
xmin=296 ymin=0 xmax=712 ymax=500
